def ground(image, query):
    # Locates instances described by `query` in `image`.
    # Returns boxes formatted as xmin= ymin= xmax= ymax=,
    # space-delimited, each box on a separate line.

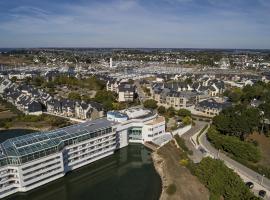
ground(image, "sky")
xmin=0 ymin=0 xmax=270 ymax=49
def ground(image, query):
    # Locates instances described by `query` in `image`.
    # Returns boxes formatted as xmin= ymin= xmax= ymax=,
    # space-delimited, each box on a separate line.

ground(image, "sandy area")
xmin=152 ymin=141 xmax=209 ymax=200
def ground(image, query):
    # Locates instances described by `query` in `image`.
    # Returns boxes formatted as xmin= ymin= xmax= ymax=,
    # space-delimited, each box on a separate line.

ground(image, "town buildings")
xmin=0 ymin=78 xmax=104 ymax=120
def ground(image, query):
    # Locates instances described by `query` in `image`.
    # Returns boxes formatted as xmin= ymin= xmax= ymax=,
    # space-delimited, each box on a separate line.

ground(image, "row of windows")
xmin=24 ymin=166 xmax=62 ymax=182
xmin=68 ymin=139 xmax=115 ymax=159
xmin=24 ymin=172 xmax=63 ymax=188
xmin=68 ymin=143 xmax=115 ymax=164
xmin=22 ymin=156 xmax=60 ymax=171
xmin=69 ymin=148 xmax=115 ymax=168
xmin=23 ymin=161 xmax=61 ymax=177
xmin=0 ymin=169 xmax=17 ymax=176
xmin=0 ymin=180 xmax=19 ymax=190
xmin=148 ymin=130 xmax=164 ymax=137
xmin=68 ymin=135 xmax=115 ymax=153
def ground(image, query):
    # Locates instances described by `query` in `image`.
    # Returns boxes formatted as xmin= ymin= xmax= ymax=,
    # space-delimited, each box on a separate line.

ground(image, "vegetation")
xmin=212 ymin=105 xmax=260 ymax=139
xmin=166 ymin=183 xmax=177 ymax=195
xmin=143 ymin=99 xmax=158 ymax=109
xmin=30 ymin=75 xmax=106 ymax=91
xmin=142 ymin=86 xmax=151 ymax=96
xmin=196 ymin=124 xmax=209 ymax=144
xmin=193 ymin=157 xmax=260 ymax=200
xmin=0 ymin=114 xmax=71 ymax=129
xmin=175 ymin=135 xmax=193 ymax=155
xmin=94 ymin=90 xmax=117 ymax=110
xmin=0 ymin=98 xmax=23 ymax=115
xmin=182 ymin=116 xmax=192 ymax=126
xmin=68 ymin=92 xmax=81 ymax=101
xmin=157 ymin=106 xmax=166 ymax=115
xmin=207 ymin=126 xmax=261 ymax=163
xmin=177 ymin=108 xmax=191 ymax=117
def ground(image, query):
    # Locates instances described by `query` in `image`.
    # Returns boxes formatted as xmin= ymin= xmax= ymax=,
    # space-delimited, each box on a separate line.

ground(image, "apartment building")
xmin=0 ymin=109 xmax=166 ymax=198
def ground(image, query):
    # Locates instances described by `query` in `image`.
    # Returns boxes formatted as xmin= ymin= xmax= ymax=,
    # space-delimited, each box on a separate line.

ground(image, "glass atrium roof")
xmin=0 ymin=118 xmax=117 ymax=165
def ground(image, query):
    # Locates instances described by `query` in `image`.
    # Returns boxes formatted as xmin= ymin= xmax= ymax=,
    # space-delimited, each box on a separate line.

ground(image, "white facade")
xmin=0 ymin=110 xmax=166 ymax=198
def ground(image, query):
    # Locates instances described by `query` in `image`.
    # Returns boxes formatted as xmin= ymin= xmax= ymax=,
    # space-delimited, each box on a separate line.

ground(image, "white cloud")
xmin=0 ymin=0 xmax=269 ymax=48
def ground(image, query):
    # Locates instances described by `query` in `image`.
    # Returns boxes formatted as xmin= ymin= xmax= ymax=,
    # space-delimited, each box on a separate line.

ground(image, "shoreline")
xmin=152 ymin=151 xmax=167 ymax=200
xmin=0 ymin=126 xmax=51 ymax=132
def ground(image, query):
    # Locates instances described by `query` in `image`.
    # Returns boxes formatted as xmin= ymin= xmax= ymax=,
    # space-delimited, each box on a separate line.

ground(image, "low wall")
xmin=171 ymin=124 xmax=192 ymax=136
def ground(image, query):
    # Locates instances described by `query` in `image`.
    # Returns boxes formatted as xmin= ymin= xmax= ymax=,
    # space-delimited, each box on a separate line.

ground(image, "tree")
xmin=194 ymin=157 xmax=260 ymax=200
xmin=157 ymin=106 xmax=166 ymax=115
xmin=68 ymin=92 xmax=81 ymax=101
xmin=11 ymin=77 xmax=17 ymax=83
xmin=94 ymin=90 xmax=117 ymax=110
xmin=207 ymin=126 xmax=261 ymax=163
xmin=177 ymin=108 xmax=191 ymax=117
xmin=167 ymin=106 xmax=176 ymax=118
xmin=182 ymin=116 xmax=192 ymax=125
xmin=213 ymin=106 xmax=260 ymax=139
xmin=143 ymin=99 xmax=157 ymax=109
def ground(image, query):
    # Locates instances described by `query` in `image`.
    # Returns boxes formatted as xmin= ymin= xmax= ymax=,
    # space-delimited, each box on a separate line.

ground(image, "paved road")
xmin=134 ymin=80 xmax=147 ymax=103
xmin=181 ymin=122 xmax=270 ymax=199
xmin=199 ymin=131 xmax=270 ymax=192
xmin=181 ymin=121 xmax=207 ymax=163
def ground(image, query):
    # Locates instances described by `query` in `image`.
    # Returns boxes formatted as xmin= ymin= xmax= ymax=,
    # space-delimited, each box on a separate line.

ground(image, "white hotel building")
xmin=0 ymin=108 xmax=166 ymax=198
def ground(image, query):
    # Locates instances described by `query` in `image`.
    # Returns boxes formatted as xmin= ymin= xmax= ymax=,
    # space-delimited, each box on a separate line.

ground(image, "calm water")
xmin=0 ymin=129 xmax=161 ymax=200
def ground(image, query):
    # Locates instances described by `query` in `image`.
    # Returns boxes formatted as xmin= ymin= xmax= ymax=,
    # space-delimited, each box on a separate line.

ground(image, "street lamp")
xmin=261 ymin=174 xmax=265 ymax=185
xmin=217 ymin=149 xmax=220 ymax=159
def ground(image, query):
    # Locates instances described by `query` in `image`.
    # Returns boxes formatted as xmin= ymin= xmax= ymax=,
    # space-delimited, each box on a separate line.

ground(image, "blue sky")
xmin=0 ymin=0 xmax=270 ymax=48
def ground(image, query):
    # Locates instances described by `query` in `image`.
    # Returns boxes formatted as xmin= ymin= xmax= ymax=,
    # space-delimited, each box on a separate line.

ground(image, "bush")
xmin=194 ymin=157 xmax=260 ymax=200
xmin=175 ymin=135 xmax=193 ymax=155
xmin=166 ymin=184 xmax=177 ymax=195
xmin=182 ymin=116 xmax=192 ymax=125
xmin=207 ymin=127 xmax=261 ymax=163
xmin=177 ymin=108 xmax=191 ymax=117
xmin=157 ymin=106 xmax=166 ymax=115
xmin=143 ymin=99 xmax=157 ymax=109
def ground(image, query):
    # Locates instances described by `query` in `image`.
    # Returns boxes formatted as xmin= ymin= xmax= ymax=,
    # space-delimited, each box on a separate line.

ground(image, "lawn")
xmin=248 ymin=132 xmax=270 ymax=166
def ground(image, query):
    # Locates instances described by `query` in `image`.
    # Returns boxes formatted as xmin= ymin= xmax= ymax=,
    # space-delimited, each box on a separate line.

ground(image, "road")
xmin=199 ymin=131 xmax=270 ymax=197
xmin=181 ymin=121 xmax=207 ymax=163
xmin=134 ymin=80 xmax=147 ymax=103
xmin=181 ymin=121 xmax=270 ymax=199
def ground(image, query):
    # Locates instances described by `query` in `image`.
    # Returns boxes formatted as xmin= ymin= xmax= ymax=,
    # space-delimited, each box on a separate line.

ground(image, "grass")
xmin=175 ymin=135 xmax=193 ymax=155
xmin=196 ymin=124 xmax=209 ymax=144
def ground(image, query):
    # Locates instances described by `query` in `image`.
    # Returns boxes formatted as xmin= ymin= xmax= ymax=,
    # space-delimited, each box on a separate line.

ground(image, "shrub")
xmin=194 ymin=157 xmax=260 ymax=200
xmin=207 ymin=127 xmax=261 ymax=163
xmin=166 ymin=184 xmax=177 ymax=195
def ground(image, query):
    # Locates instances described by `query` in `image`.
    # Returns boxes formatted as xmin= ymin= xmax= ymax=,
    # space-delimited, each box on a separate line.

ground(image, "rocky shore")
xmin=152 ymin=151 xmax=167 ymax=200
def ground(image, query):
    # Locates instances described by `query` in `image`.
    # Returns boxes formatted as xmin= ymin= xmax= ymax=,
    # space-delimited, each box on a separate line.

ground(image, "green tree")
xmin=10 ymin=77 xmax=17 ymax=83
xmin=157 ymin=106 xmax=166 ymax=115
xmin=143 ymin=99 xmax=157 ymax=109
xmin=68 ymin=92 xmax=81 ymax=101
xmin=94 ymin=90 xmax=117 ymax=110
xmin=182 ymin=116 xmax=192 ymax=125
xmin=177 ymin=108 xmax=191 ymax=117
xmin=194 ymin=157 xmax=260 ymax=200
xmin=207 ymin=127 xmax=261 ymax=163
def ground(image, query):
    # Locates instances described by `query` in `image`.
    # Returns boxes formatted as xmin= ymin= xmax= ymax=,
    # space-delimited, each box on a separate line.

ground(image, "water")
xmin=0 ymin=130 xmax=162 ymax=200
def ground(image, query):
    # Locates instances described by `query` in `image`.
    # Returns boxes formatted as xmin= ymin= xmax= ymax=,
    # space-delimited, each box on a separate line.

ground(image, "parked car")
xmin=245 ymin=182 xmax=254 ymax=189
xmin=198 ymin=147 xmax=207 ymax=154
xmin=259 ymin=190 xmax=266 ymax=198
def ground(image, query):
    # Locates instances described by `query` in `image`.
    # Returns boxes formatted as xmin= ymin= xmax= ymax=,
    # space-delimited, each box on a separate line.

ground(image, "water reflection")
xmin=5 ymin=144 xmax=161 ymax=200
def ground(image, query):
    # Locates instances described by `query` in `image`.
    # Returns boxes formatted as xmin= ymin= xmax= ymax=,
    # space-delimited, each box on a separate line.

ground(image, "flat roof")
xmin=146 ymin=116 xmax=165 ymax=126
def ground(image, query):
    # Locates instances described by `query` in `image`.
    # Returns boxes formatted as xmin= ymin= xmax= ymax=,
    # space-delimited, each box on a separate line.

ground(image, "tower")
xmin=110 ymin=58 xmax=113 ymax=68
